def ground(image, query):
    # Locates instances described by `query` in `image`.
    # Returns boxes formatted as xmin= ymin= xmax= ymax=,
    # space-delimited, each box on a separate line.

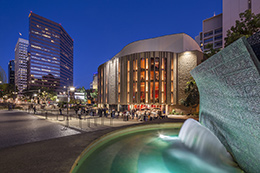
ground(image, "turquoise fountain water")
xmin=71 ymin=119 xmax=242 ymax=173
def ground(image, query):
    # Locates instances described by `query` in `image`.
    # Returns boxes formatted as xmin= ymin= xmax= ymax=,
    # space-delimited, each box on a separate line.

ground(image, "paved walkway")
xmin=0 ymin=109 xmax=191 ymax=173
xmin=34 ymin=113 xmax=142 ymax=132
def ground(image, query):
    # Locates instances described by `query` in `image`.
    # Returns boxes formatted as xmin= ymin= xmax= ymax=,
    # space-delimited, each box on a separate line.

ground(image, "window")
xmin=140 ymin=58 xmax=145 ymax=70
xmin=215 ymin=28 xmax=222 ymax=34
xmin=204 ymin=31 xmax=213 ymax=37
xmin=204 ymin=37 xmax=213 ymax=43
xmin=214 ymin=35 xmax=222 ymax=40
xmin=215 ymin=41 xmax=222 ymax=47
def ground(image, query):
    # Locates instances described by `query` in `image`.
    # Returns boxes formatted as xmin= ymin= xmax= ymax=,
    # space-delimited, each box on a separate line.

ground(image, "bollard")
xmin=66 ymin=115 xmax=69 ymax=127
xmin=94 ymin=117 xmax=97 ymax=126
xmin=87 ymin=118 xmax=90 ymax=127
xmin=79 ymin=118 xmax=82 ymax=129
xmin=110 ymin=117 xmax=113 ymax=126
xmin=57 ymin=113 xmax=58 ymax=120
xmin=101 ymin=116 xmax=104 ymax=125
xmin=45 ymin=112 xmax=48 ymax=119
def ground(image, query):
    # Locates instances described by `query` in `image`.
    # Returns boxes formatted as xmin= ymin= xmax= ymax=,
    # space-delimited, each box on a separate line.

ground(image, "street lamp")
xmin=67 ymin=86 xmax=75 ymax=115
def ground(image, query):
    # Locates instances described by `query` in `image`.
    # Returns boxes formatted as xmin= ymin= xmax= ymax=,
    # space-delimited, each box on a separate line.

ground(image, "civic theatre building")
xmin=98 ymin=33 xmax=203 ymax=114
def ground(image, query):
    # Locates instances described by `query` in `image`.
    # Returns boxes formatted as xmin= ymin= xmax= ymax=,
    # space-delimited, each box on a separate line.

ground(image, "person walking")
xmin=33 ymin=106 xmax=36 ymax=114
xmin=78 ymin=108 xmax=82 ymax=119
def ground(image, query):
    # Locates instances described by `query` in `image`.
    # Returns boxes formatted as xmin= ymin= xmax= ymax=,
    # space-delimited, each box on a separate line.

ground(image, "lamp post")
xmin=67 ymin=86 xmax=75 ymax=116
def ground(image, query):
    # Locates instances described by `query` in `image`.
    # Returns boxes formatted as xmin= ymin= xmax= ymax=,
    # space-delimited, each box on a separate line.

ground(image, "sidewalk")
xmin=34 ymin=112 xmax=142 ymax=132
xmin=0 ymin=110 xmax=188 ymax=173
xmin=20 ymin=109 xmax=198 ymax=132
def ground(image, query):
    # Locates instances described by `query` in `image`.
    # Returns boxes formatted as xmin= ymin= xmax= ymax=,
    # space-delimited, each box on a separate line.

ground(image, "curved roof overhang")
xmin=113 ymin=33 xmax=201 ymax=59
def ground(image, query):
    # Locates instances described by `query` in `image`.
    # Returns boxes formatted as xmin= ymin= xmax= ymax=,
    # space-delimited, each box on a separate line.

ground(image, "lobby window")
xmin=155 ymin=71 xmax=159 ymax=81
xmin=133 ymin=82 xmax=136 ymax=103
xmin=141 ymin=58 xmax=145 ymax=70
xmin=155 ymin=58 xmax=159 ymax=71
xmin=140 ymin=82 xmax=145 ymax=103
xmin=171 ymin=57 xmax=174 ymax=103
xmin=140 ymin=71 xmax=145 ymax=81
xmin=127 ymin=60 xmax=130 ymax=103
xmin=161 ymin=57 xmax=167 ymax=103
xmin=150 ymin=82 xmax=153 ymax=102
xmin=118 ymin=61 xmax=120 ymax=103
xmin=150 ymin=71 xmax=154 ymax=80
xmin=155 ymin=82 xmax=159 ymax=103
xmin=151 ymin=58 xmax=154 ymax=70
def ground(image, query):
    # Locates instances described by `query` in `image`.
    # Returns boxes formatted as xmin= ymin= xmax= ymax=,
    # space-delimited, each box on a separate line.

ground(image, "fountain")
xmin=191 ymin=33 xmax=260 ymax=173
xmin=71 ymin=120 xmax=242 ymax=173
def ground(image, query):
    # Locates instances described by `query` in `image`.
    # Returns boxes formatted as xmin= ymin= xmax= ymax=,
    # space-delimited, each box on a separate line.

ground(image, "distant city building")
xmin=98 ymin=33 xmax=203 ymax=113
xmin=8 ymin=60 xmax=15 ymax=85
xmin=0 ymin=65 xmax=7 ymax=84
xmin=198 ymin=14 xmax=223 ymax=52
xmin=196 ymin=0 xmax=260 ymax=51
xmin=28 ymin=12 xmax=73 ymax=91
xmin=15 ymin=38 xmax=29 ymax=95
xmin=90 ymin=73 xmax=98 ymax=90
xmin=223 ymin=0 xmax=260 ymax=47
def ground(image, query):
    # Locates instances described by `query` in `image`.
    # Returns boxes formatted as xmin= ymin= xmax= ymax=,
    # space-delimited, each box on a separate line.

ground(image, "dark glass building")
xmin=28 ymin=12 xmax=73 ymax=91
xmin=8 ymin=60 xmax=15 ymax=85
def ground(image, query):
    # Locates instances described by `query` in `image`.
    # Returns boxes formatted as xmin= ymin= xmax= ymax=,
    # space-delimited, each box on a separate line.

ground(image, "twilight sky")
xmin=0 ymin=0 xmax=222 ymax=89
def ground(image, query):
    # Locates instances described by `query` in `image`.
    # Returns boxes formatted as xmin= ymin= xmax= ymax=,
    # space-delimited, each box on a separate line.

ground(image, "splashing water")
xmin=178 ymin=118 xmax=235 ymax=166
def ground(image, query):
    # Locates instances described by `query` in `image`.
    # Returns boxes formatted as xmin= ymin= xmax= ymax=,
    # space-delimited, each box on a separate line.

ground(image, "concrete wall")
xmin=191 ymin=37 xmax=260 ymax=173
xmin=177 ymin=50 xmax=203 ymax=105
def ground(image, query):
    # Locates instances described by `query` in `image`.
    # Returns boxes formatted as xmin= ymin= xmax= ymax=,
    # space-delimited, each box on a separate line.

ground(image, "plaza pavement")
xmin=0 ymin=109 xmax=192 ymax=173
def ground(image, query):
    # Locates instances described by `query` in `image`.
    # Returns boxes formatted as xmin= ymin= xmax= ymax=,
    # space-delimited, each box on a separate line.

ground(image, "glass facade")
xmin=15 ymin=38 xmax=29 ymax=94
xmin=28 ymin=12 xmax=73 ymax=91
xmin=99 ymin=52 xmax=177 ymax=106
xmin=8 ymin=60 xmax=15 ymax=85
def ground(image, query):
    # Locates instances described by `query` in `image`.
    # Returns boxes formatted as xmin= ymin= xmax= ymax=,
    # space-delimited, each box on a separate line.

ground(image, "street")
xmin=0 ymin=110 xmax=80 ymax=149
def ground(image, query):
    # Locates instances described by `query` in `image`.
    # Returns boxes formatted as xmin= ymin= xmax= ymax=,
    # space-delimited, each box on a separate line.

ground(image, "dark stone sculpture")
xmin=191 ymin=36 xmax=260 ymax=173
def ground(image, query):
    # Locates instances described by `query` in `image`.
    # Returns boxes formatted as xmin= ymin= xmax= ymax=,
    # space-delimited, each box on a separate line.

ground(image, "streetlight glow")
xmin=70 ymin=87 xmax=75 ymax=91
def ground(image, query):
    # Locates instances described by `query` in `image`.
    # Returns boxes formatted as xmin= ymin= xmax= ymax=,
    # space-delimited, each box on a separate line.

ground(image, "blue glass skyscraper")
xmin=28 ymin=12 xmax=73 ymax=91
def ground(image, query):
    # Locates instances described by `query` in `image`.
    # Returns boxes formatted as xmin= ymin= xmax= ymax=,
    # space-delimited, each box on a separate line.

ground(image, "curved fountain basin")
xmin=70 ymin=123 xmax=242 ymax=173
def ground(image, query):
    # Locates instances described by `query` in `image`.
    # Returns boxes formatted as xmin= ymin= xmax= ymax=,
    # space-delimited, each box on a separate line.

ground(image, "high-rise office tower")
xmin=8 ymin=60 xmax=15 ymax=85
xmin=15 ymin=38 xmax=29 ymax=95
xmin=223 ymin=0 xmax=260 ymax=47
xmin=28 ymin=12 xmax=73 ymax=91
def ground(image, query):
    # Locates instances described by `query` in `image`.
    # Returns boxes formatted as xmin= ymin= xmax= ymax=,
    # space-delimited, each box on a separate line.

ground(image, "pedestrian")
xmin=78 ymin=108 xmax=82 ymax=119
xmin=59 ymin=108 xmax=62 ymax=115
xmin=33 ymin=106 xmax=36 ymax=114
xmin=75 ymin=107 xmax=78 ymax=115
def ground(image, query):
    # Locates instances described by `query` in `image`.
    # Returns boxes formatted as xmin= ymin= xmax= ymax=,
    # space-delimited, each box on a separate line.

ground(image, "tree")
xmin=181 ymin=77 xmax=199 ymax=113
xmin=0 ymin=84 xmax=17 ymax=98
xmin=225 ymin=9 xmax=260 ymax=47
xmin=90 ymin=89 xmax=98 ymax=99
xmin=202 ymin=43 xmax=221 ymax=61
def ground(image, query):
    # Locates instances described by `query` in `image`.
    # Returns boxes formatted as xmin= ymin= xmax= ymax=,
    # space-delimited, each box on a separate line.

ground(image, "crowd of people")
xmin=73 ymin=106 xmax=167 ymax=121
